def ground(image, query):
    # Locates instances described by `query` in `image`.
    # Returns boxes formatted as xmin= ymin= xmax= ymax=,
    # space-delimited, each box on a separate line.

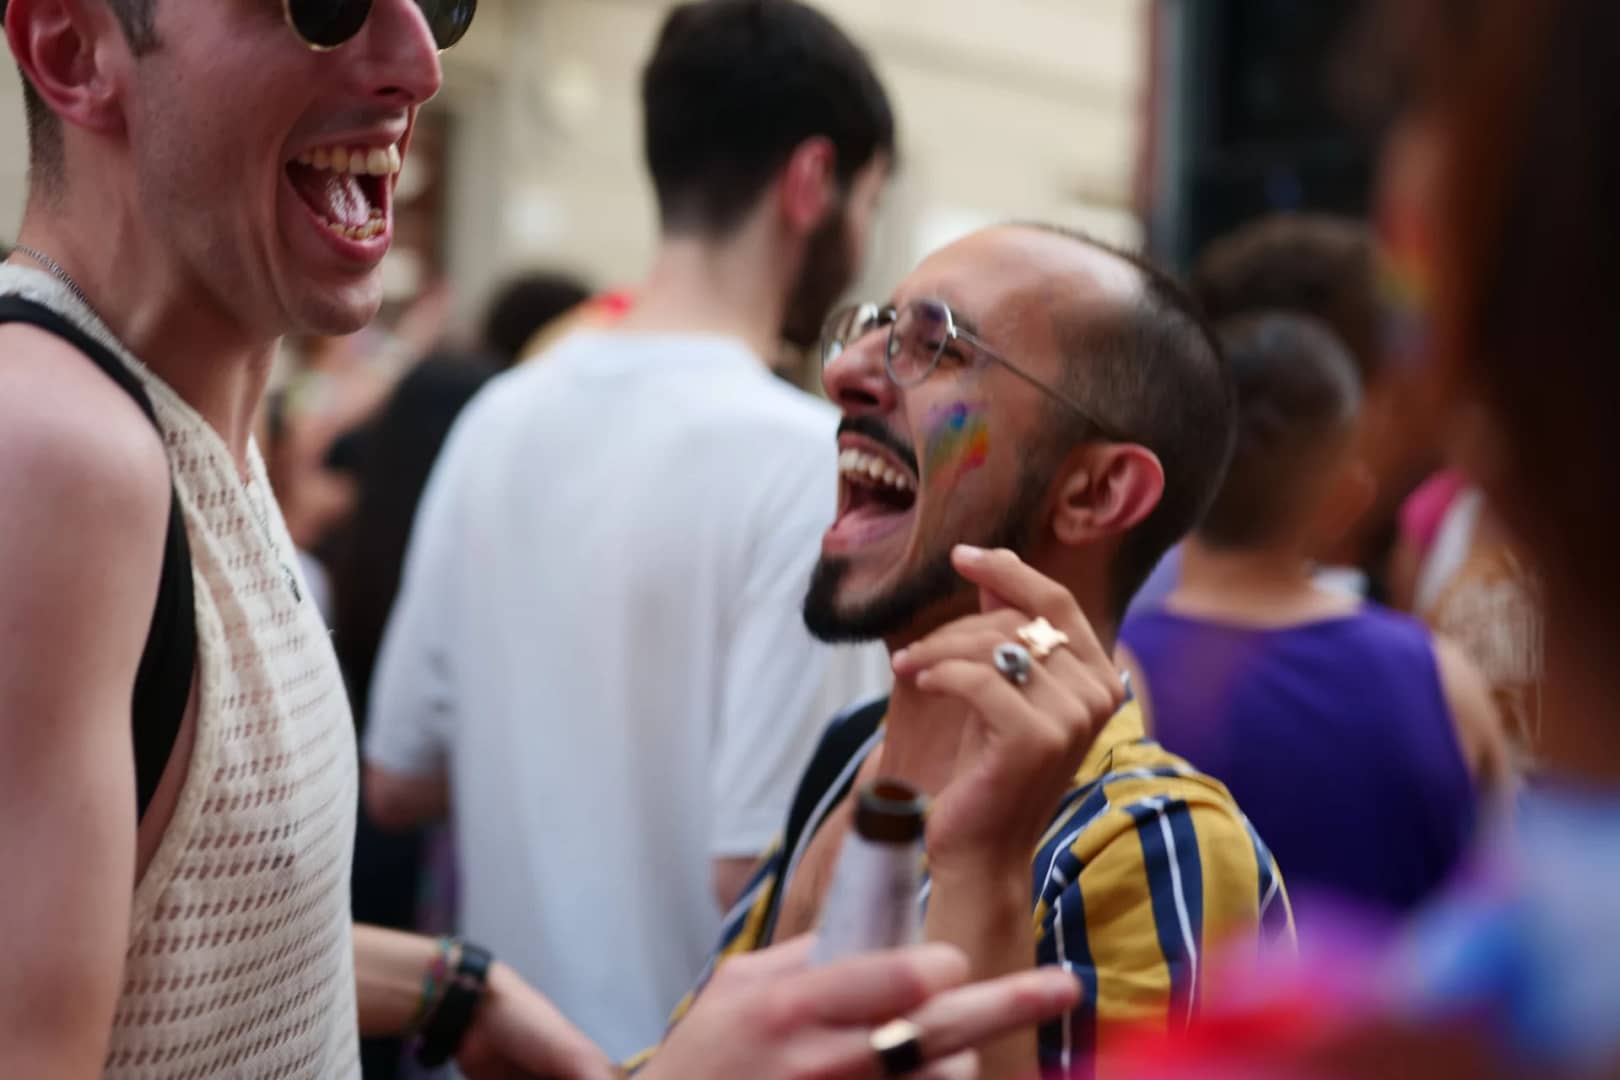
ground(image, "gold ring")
xmin=1016 ymin=616 xmax=1069 ymax=661
xmin=870 ymin=1017 xmax=925 ymax=1076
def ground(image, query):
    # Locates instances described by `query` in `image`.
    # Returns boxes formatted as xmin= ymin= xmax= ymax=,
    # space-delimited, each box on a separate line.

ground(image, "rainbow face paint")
xmin=923 ymin=401 xmax=990 ymax=486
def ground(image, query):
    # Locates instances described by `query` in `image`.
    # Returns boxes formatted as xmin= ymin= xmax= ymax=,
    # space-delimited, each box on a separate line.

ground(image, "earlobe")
xmin=1051 ymin=446 xmax=1165 ymax=546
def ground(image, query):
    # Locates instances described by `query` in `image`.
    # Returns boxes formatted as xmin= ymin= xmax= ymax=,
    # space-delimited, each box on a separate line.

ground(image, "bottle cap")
xmin=852 ymin=778 xmax=927 ymax=844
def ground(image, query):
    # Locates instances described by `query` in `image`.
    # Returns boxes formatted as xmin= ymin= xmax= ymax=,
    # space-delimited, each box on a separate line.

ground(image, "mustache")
xmin=838 ymin=416 xmax=919 ymax=476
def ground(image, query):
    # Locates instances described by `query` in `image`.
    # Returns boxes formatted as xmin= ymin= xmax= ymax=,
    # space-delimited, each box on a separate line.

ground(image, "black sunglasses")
xmin=282 ymin=0 xmax=477 ymax=51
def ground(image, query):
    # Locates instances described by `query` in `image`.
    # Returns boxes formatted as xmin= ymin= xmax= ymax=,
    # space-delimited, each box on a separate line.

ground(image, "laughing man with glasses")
xmin=673 ymin=224 xmax=1297 ymax=1080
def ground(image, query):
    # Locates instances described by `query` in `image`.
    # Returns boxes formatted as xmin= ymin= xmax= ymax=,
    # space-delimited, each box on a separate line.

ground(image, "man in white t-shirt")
xmin=363 ymin=0 xmax=895 ymax=1058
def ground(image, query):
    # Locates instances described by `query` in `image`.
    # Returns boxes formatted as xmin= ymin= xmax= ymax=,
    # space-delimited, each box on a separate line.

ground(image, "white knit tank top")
xmin=0 ymin=268 xmax=361 ymax=1078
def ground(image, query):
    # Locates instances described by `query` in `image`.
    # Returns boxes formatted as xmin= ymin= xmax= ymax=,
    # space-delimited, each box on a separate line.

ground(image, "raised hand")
xmin=890 ymin=545 xmax=1124 ymax=875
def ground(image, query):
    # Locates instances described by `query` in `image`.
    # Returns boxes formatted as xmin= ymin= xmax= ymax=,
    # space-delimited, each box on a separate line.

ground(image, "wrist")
xmin=925 ymin=850 xmax=1029 ymax=926
xmin=926 ymin=834 xmax=1033 ymax=885
xmin=414 ymin=939 xmax=494 ymax=1067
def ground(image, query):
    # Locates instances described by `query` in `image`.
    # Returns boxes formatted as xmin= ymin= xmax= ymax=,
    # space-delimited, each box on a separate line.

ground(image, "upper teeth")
xmin=839 ymin=449 xmax=914 ymax=493
xmin=294 ymin=143 xmax=403 ymax=177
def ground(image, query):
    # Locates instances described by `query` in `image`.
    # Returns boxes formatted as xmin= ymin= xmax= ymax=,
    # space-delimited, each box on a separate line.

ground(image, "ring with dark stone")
xmin=992 ymin=642 xmax=1034 ymax=687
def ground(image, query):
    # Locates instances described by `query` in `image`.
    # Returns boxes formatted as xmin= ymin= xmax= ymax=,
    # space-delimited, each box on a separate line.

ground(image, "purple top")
xmin=1120 ymin=603 xmax=1477 ymax=915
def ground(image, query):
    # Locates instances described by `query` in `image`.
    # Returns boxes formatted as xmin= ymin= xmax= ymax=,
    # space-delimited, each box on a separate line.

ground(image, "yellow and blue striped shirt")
xmin=686 ymin=694 xmax=1295 ymax=1076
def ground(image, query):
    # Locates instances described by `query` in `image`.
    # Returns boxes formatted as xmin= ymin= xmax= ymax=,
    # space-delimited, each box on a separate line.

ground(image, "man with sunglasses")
xmin=0 ymin=2 xmax=1082 ymax=1077
xmin=686 ymin=224 xmax=1297 ymax=1078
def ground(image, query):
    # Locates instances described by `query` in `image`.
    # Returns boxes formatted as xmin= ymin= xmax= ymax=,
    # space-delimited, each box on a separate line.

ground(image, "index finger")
xmin=794 ymin=943 xmax=971 ymax=1025
xmin=949 ymin=546 xmax=1108 ymax=665
xmin=906 ymin=967 xmax=1081 ymax=1062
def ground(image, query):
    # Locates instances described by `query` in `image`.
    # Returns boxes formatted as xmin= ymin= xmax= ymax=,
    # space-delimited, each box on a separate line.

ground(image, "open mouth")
xmin=826 ymin=444 xmax=918 ymax=553
xmin=285 ymin=141 xmax=401 ymax=244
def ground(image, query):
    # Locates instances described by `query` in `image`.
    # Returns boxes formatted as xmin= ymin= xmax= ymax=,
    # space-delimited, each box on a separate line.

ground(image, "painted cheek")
xmin=923 ymin=401 xmax=992 ymax=487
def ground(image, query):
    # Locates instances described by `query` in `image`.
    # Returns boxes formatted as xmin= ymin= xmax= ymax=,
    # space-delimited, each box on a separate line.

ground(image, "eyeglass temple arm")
xmin=954 ymin=328 xmax=1122 ymax=439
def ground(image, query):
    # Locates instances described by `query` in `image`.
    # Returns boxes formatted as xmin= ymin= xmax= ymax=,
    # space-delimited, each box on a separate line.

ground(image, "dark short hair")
xmin=7 ymin=0 xmax=159 ymax=182
xmin=480 ymin=272 xmax=592 ymax=368
xmin=641 ymin=0 xmax=895 ymax=235
xmin=1031 ymin=226 xmax=1236 ymax=618
xmin=1197 ymin=312 xmax=1361 ymax=549
xmin=1191 ymin=213 xmax=1381 ymax=383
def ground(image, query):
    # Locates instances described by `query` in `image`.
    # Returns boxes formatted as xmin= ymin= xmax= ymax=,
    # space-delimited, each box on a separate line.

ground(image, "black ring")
xmin=871 ymin=1019 xmax=925 ymax=1077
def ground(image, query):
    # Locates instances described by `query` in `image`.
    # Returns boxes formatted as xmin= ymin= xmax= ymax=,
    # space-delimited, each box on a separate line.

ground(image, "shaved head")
xmin=1010 ymin=225 xmax=1235 ymax=614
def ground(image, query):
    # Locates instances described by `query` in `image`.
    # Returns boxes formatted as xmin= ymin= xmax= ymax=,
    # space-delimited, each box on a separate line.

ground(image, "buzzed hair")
xmin=1191 ymin=213 xmax=1381 ymax=382
xmin=1198 ymin=312 xmax=1362 ymax=549
xmin=4 ymin=0 xmax=159 ymax=182
xmin=1026 ymin=225 xmax=1237 ymax=618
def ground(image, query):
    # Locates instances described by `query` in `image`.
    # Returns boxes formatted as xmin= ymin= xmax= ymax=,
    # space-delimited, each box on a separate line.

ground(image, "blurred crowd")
xmin=1 ymin=0 xmax=1616 ymax=1078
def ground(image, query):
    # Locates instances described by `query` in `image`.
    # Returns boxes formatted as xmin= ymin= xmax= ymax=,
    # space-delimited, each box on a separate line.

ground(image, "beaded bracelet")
xmin=410 ymin=936 xmax=460 ymax=1035
xmin=415 ymin=942 xmax=493 ymax=1067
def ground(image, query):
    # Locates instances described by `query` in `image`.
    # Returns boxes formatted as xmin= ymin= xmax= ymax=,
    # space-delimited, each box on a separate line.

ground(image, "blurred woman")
xmin=1118 ymin=1 xmax=1620 ymax=1074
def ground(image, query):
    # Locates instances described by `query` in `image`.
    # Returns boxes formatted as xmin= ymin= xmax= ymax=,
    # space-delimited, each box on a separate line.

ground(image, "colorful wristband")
xmin=414 ymin=942 xmax=493 ymax=1067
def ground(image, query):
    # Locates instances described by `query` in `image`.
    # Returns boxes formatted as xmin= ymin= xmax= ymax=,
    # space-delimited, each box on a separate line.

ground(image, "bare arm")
xmin=922 ymin=857 xmax=1041 ymax=1077
xmin=352 ymin=925 xmax=618 ymax=1079
xmin=363 ymin=762 xmax=449 ymax=831
xmin=0 ymin=330 xmax=172 ymax=1077
xmin=1433 ymin=636 xmax=1517 ymax=806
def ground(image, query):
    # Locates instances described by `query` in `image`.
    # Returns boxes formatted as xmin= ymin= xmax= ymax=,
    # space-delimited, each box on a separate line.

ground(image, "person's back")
xmin=1124 ymin=602 xmax=1472 ymax=912
xmin=387 ymin=331 xmax=884 ymax=1052
xmin=363 ymin=0 xmax=897 ymax=1056
xmin=1120 ymin=313 xmax=1511 ymax=918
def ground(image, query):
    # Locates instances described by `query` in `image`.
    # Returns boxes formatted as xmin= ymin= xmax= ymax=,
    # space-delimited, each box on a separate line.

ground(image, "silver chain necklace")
xmin=12 ymin=244 xmax=303 ymax=605
xmin=14 ymin=244 xmax=102 ymax=320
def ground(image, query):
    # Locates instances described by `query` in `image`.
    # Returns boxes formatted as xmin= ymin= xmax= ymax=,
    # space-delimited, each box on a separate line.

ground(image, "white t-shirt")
xmin=364 ymin=331 xmax=889 ymax=1058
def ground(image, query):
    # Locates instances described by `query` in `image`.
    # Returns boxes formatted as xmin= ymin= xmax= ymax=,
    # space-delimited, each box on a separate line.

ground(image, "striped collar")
xmin=1076 ymin=696 xmax=1150 ymax=784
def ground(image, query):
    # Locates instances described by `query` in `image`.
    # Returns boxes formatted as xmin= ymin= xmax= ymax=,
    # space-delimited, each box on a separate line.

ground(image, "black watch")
xmin=415 ymin=942 xmax=494 ymax=1067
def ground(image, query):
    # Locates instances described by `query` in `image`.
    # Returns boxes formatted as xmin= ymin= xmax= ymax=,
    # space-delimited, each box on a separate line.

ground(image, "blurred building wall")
xmin=1 ymin=59 xmax=24 ymax=232
xmin=0 ymin=0 xmax=1149 ymax=325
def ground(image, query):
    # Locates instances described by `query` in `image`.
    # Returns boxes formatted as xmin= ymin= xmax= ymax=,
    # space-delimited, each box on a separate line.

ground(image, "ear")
xmin=1051 ymin=444 xmax=1165 ymax=547
xmin=776 ymin=136 xmax=838 ymax=236
xmin=7 ymin=0 xmax=127 ymax=140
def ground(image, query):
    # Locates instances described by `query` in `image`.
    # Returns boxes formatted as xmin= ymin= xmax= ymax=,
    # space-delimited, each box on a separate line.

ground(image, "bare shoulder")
xmin=0 ymin=320 xmax=173 ymax=712
xmin=0 ymin=322 xmax=170 ymax=513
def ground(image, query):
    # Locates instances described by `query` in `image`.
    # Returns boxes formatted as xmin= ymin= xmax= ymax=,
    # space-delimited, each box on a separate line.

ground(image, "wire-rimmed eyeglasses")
xmin=820 ymin=298 xmax=1125 ymax=440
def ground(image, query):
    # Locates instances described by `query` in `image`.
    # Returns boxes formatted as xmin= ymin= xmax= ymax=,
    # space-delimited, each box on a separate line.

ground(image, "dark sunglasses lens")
xmin=287 ymin=0 xmax=373 ymax=48
xmin=417 ymin=0 xmax=477 ymax=48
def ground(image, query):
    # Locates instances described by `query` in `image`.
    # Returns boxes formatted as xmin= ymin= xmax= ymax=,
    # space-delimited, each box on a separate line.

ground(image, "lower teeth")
xmin=326 ymin=212 xmax=385 ymax=241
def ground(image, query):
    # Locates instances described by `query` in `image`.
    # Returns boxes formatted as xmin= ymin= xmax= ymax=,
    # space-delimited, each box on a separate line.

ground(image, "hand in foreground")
xmin=891 ymin=545 xmax=1125 ymax=869
xmin=643 ymin=936 xmax=1079 ymax=1080
xmin=456 ymin=961 xmax=623 ymax=1080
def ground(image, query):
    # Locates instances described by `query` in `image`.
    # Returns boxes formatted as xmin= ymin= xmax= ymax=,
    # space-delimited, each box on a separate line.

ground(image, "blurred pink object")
xmin=1398 ymin=468 xmax=1467 ymax=560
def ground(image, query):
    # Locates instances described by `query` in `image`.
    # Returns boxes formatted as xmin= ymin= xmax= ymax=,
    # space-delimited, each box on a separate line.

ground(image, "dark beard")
xmin=803 ymin=454 xmax=1053 ymax=643
xmin=780 ymin=207 xmax=854 ymax=349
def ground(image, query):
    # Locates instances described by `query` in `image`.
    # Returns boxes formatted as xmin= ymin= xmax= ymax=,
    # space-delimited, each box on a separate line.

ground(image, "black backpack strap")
xmin=758 ymin=696 xmax=890 ymax=943
xmin=0 ymin=296 xmax=195 ymax=822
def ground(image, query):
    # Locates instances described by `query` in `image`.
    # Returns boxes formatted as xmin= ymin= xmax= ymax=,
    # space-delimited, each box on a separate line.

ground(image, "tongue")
xmin=287 ymin=162 xmax=374 ymax=228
